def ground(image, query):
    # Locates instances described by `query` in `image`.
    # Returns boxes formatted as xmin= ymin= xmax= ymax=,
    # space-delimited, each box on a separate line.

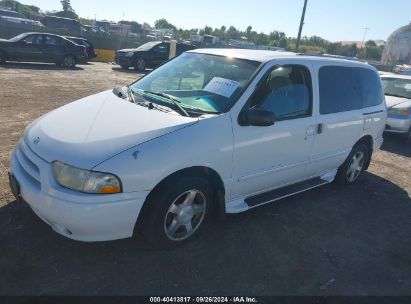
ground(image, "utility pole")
xmin=360 ymin=27 xmax=369 ymax=59
xmin=295 ymin=0 xmax=308 ymax=52
xmin=360 ymin=27 xmax=369 ymax=49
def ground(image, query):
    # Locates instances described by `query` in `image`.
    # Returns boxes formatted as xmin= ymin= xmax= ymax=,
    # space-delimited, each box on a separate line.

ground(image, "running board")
xmin=245 ymin=177 xmax=330 ymax=208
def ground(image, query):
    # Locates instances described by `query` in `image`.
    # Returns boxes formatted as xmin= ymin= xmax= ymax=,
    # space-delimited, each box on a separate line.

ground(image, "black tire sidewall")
xmin=140 ymin=176 xmax=213 ymax=248
xmin=63 ymin=55 xmax=75 ymax=68
xmin=336 ymin=143 xmax=369 ymax=185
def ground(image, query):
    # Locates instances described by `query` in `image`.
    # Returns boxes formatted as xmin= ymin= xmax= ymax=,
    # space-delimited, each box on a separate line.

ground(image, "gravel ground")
xmin=0 ymin=62 xmax=410 ymax=296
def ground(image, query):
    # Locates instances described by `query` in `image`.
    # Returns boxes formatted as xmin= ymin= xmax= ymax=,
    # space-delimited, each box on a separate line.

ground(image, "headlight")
xmin=125 ymin=52 xmax=134 ymax=57
xmin=52 ymin=161 xmax=122 ymax=194
xmin=388 ymin=107 xmax=410 ymax=117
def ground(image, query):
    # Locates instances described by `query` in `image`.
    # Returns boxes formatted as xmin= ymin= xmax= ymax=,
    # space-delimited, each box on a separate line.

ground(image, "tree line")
xmin=0 ymin=0 xmax=384 ymax=61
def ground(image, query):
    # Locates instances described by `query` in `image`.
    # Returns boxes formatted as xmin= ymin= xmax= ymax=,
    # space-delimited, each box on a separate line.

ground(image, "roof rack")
xmin=297 ymin=52 xmax=360 ymax=61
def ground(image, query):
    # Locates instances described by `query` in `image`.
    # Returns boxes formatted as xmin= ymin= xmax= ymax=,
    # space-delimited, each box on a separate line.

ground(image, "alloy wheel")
xmin=164 ymin=189 xmax=206 ymax=241
xmin=346 ymin=151 xmax=365 ymax=182
xmin=136 ymin=59 xmax=145 ymax=71
xmin=63 ymin=56 xmax=75 ymax=68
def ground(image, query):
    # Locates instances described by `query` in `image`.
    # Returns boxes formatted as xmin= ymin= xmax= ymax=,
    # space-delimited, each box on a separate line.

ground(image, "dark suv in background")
xmin=115 ymin=41 xmax=196 ymax=72
xmin=0 ymin=32 xmax=88 ymax=68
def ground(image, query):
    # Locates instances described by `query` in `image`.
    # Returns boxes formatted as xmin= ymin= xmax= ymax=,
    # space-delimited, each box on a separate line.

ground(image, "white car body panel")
xmin=26 ymin=90 xmax=198 ymax=169
xmin=10 ymin=50 xmax=387 ymax=242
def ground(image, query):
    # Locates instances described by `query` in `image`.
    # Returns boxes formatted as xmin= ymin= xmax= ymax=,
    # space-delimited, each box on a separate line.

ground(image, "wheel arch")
xmin=355 ymin=135 xmax=373 ymax=170
xmin=62 ymin=53 xmax=77 ymax=63
xmin=137 ymin=166 xmax=226 ymax=228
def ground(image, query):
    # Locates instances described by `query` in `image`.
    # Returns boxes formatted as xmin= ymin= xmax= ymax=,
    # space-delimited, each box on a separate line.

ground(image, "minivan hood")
xmin=25 ymin=90 xmax=198 ymax=168
xmin=385 ymin=95 xmax=411 ymax=109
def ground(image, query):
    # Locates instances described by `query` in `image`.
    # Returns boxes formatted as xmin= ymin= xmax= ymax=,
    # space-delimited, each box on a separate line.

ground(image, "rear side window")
xmin=359 ymin=68 xmax=384 ymax=108
xmin=319 ymin=66 xmax=383 ymax=114
xmin=44 ymin=35 xmax=65 ymax=46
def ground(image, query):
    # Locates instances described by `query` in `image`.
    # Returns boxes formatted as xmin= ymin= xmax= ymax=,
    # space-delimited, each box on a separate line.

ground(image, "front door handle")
xmin=306 ymin=125 xmax=317 ymax=136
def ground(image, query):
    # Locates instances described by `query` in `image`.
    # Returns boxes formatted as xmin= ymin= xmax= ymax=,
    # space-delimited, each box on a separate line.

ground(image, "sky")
xmin=20 ymin=0 xmax=411 ymax=42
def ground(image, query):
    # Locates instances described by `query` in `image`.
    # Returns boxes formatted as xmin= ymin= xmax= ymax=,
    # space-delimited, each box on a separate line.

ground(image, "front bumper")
xmin=115 ymin=54 xmax=133 ymax=67
xmin=10 ymin=139 xmax=149 ymax=242
xmin=385 ymin=116 xmax=411 ymax=134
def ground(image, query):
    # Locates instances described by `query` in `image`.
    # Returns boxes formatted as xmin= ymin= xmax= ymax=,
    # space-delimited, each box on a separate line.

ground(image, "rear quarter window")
xmin=319 ymin=66 xmax=383 ymax=114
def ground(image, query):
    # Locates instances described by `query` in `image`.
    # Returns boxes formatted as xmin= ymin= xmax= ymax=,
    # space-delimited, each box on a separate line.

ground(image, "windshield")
xmin=136 ymin=41 xmax=161 ymax=51
xmin=381 ymin=77 xmax=411 ymax=99
xmin=130 ymin=52 xmax=261 ymax=114
xmin=8 ymin=33 xmax=27 ymax=42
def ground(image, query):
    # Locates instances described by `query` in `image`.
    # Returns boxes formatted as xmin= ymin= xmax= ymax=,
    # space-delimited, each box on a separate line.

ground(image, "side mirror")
xmin=242 ymin=108 xmax=276 ymax=127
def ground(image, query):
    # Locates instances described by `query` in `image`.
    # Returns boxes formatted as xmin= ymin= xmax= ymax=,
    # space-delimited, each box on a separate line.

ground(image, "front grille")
xmin=15 ymin=141 xmax=41 ymax=189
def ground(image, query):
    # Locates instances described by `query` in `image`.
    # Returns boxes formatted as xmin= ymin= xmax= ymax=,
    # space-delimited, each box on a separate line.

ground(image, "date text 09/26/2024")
xmin=149 ymin=297 xmax=258 ymax=303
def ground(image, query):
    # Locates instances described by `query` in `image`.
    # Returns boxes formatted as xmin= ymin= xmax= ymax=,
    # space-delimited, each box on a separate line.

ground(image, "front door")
xmin=16 ymin=34 xmax=44 ymax=62
xmin=231 ymin=63 xmax=318 ymax=199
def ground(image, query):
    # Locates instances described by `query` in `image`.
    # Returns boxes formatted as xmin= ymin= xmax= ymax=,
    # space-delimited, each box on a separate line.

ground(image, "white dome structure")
xmin=382 ymin=23 xmax=411 ymax=65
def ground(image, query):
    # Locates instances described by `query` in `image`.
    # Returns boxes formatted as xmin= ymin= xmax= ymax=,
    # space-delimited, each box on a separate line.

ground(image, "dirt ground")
xmin=0 ymin=62 xmax=410 ymax=296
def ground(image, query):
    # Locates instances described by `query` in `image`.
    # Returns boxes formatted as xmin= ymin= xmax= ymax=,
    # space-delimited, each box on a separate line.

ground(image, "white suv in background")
xmin=9 ymin=49 xmax=386 ymax=248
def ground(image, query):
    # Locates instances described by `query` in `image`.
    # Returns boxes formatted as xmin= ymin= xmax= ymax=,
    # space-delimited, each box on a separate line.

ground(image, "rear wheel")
xmin=139 ymin=176 xmax=213 ymax=248
xmin=335 ymin=143 xmax=369 ymax=185
xmin=120 ymin=65 xmax=129 ymax=70
xmin=63 ymin=55 xmax=76 ymax=68
xmin=134 ymin=58 xmax=146 ymax=72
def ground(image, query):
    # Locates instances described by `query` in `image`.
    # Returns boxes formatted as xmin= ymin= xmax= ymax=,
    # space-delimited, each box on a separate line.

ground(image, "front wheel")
xmin=133 ymin=58 xmax=146 ymax=72
xmin=62 ymin=55 xmax=76 ymax=68
xmin=335 ymin=143 xmax=369 ymax=185
xmin=139 ymin=176 xmax=213 ymax=248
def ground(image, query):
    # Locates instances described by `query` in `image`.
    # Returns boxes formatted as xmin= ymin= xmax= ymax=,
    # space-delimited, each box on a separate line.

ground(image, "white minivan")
xmin=9 ymin=49 xmax=386 ymax=247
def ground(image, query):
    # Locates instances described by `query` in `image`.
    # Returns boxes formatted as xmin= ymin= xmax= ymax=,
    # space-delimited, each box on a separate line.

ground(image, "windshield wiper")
xmin=143 ymin=90 xmax=190 ymax=117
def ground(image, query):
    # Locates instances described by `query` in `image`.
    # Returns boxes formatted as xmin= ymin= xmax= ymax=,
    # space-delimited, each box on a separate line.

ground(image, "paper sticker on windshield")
xmin=204 ymin=77 xmax=240 ymax=98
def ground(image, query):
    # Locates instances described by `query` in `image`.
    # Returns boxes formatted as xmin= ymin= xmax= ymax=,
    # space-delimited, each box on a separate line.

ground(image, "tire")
xmin=133 ymin=58 xmax=146 ymax=72
xmin=0 ymin=52 xmax=6 ymax=64
xmin=62 ymin=55 xmax=76 ymax=68
xmin=407 ymin=127 xmax=411 ymax=141
xmin=139 ymin=176 xmax=213 ymax=248
xmin=335 ymin=143 xmax=369 ymax=185
xmin=120 ymin=65 xmax=129 ymax=70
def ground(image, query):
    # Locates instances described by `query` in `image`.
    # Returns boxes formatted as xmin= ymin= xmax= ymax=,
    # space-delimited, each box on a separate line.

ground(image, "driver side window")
xmin=22 ymin=35 xmax=43 ymax=46
xmin=250 ymin=65 xmax=312 ymax=120
xmin=153 ymin=43 xmax=170 ymax=54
